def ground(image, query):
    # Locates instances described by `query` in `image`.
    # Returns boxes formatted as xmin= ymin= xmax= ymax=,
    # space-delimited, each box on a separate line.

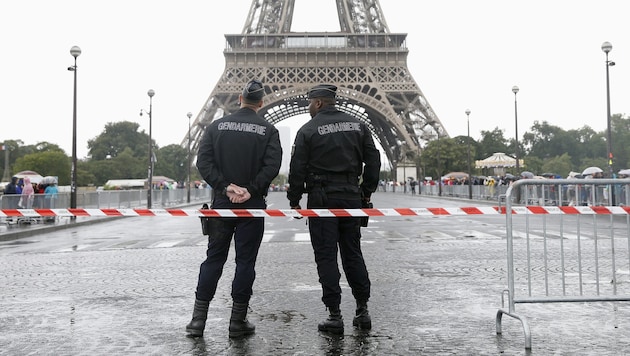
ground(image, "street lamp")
xmin=465 ymin=109 xmax=472 ymax=200
xmin=142 ymin=89 xmax=155 ymax=208
xmin=602 ymin=41 xmax=615 ymax=179
xmin=186 ymin=112 xmax=192 ymax=204
xmin=68 ymin=45 xmax=81 ymax=210
xmin=512 ymin=85 xmax=520 ymax=173
xmin=437 ymin=129 xmax=442 ymax=196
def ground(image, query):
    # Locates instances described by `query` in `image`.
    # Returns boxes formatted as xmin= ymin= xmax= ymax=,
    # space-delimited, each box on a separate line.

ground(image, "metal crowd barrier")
xmin=496 ymin=178 xmax=630 ymax=349
xmin=0 ymin=188 xmax=212 ymax=225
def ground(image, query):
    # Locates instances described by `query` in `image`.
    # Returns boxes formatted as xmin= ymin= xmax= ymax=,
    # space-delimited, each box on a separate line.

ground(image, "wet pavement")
xmin=1 ymin=193 xmax=630 ymax=355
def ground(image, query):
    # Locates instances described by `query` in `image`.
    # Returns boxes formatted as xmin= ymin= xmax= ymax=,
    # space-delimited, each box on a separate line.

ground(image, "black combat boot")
xmin=352 ymin=300 xmax=371 ymax=330
xmin=186 ymin=299 xmax=210 ymax=337
xmin=318 ymin=306 xmax=344 ymax=334
xmin=229 ymin=302 xmax=255 ymax=338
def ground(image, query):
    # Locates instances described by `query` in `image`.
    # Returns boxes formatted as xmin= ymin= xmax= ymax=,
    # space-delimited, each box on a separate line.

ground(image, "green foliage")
xmin=86 ymin=147 xmax=145 ymax=186
xmin=612 ymin=114 xmax=630 ymax=169
xmin=580 ymin=157 xmax=608 ymax=173
xmin=4 ymin=114 xmax=630 ymax=189
xmin=0 ymin=140 xmax=65 ymax=180
xmin=420 ymin=137 xmax=469 ymax=177
xmin=541 ymin=153 xmax=572 ymax=177
xmin=523 ymin=156 xmax=543 ymax=175
xmin=154 ymin=144 xmax=188 ymax=183
xmin=13 ymin=151 xmax=71 ymax=185
xmin=477 ymin=128 xmax=509 ymax=160
xmin=87 ymin=121 xmax=150 ymax=160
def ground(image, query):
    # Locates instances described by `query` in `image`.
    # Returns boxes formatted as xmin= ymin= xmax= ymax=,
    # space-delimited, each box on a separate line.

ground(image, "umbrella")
xmin=40 ymin=176 xmax=58 ymax=185
xmin=14 ymin=170 xmax=44 ymax=184
xmin=443 ymin=172 xmax=469 ymax=179
xmin=521 ymin=171 xmax=535 ymax=179
xmin=619 ymin=169 xmax=630 ymax=176
xmin=541 ymin=173 xmax=558 ymax=178
xmin=582 ymin=166 xmax=603 ymax=175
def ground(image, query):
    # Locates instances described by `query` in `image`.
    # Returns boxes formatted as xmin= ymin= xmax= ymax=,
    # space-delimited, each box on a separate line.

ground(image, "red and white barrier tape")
xmin=1 ymin=206 xmax=630 ymax=218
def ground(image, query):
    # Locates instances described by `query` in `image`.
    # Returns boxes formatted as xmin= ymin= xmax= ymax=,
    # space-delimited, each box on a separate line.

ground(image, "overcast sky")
xmin=2 ymin=0 xmax=629 ymax=161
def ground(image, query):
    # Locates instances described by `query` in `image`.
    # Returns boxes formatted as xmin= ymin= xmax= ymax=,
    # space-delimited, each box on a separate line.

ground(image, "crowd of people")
xmin=1 ymin=176 xmax=58 ymax=209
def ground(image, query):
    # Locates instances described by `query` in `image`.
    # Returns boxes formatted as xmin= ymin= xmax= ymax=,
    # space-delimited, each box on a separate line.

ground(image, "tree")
xmin=420 ymin=137 xmax=468 ymax=177
xmin=477 ymin=128 xmax=509 ymax=159
xmin=611 ymin=114 xmax=630 ymax=170
xmin=541 ymin=153 xmax=572 ymax=177
xmin=13 ymin=151 xmax=71 ymax=185
xmin=87 ymin=121 xmax=151 ymax=160
xmin=1 ymin=139 xmax=26 ymax=179
xmin=522 ymin=156 xmax=543 ymax=176
xmin=155 ymin=144 xmax=188 ymax=183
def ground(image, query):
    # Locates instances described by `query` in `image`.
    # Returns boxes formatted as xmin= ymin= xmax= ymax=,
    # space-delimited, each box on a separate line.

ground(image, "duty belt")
xmin=307 ymin=173 xmax=359 ymax=185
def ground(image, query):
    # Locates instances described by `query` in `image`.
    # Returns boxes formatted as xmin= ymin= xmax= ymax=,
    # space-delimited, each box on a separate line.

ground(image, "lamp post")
xmin=512 ymin=86 xmax=520 ymax=173
xmin=602 ymin=41 xmax=616 ymax=205
xmin=68 ymin=46 xmax=81 ymax=210
xmin=392 ymin=158 xmax=397 ymax=193
xmin=602 ymin=42 xmax=614 ymax=179
xmin=466 ymin=109 xmax=472 ymax=200
xmin=437 ymin=129 xmax=442 ymax=196
xmin=146 ymin=89 xmax=155 ymax=208
xmin=186 ymin=112 xmax=192 ymax=204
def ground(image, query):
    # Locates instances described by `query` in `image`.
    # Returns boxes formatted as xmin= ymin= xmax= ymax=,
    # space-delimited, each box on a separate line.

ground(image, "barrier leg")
xmin=496 ymin=309 xmax=532 ymax=350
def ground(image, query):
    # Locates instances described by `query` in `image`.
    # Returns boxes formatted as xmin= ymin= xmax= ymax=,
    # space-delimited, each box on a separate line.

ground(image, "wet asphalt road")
xmin=2 ymin=192 xmax=630 ymax=355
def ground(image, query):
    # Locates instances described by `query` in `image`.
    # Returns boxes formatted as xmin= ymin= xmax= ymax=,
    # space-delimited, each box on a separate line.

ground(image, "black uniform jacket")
xmin=196 ymin=107 xmax=282 ymax=198
xmin=287 ymin=106 xmax=380 ymax=206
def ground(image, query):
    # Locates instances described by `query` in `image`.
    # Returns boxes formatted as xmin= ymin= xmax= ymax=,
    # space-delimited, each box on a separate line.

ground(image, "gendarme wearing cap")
xmin=308 ymin=84 xmax=337 ymax=99
xmin=242 ymin=79 xmax=265 ymax=102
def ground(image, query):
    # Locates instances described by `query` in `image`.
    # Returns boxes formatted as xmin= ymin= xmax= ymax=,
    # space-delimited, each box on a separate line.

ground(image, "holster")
xmin=200 ymin=203 xmax=211 ymax=235
xmin=360 ymin=200 xmax=373 ymax=227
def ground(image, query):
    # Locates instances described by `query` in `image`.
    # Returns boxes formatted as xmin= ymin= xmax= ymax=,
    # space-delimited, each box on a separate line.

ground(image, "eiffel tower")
xmin=186 ymin=0 xmax=448 ymax=170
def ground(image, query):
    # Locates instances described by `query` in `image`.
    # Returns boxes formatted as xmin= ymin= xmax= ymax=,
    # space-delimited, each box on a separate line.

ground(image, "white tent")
xmin=14 ymin=170 xmax=44 ymax=184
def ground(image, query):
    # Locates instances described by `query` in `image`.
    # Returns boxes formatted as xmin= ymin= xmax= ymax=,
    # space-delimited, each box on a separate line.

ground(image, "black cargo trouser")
xmin=194 ymin=195 xmax=265 ymax=304
xmin=307 ymin=195 xmax=371 ymax=307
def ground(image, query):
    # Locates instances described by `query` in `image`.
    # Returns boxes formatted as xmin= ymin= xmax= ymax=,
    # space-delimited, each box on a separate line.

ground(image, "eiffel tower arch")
xmin=186 ymin=0 xmax=448 ymax=173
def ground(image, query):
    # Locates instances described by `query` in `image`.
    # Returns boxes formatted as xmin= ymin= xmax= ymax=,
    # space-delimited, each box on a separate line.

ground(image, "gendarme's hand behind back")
xmin=226 ymin=183 xmax=251 ymax=204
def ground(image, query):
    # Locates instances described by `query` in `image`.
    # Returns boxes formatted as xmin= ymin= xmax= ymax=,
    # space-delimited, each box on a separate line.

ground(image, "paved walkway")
xmin=1 ymin=195 xmax=630 ymax=355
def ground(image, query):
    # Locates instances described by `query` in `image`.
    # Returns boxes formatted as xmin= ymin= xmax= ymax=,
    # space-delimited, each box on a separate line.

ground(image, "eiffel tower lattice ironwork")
xmin=185 ymin=0 xmax=448 ymax=172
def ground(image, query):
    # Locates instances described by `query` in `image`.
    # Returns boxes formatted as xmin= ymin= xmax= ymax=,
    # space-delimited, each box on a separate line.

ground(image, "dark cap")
xmin=308 ymin=84 xmax=337 ymax=99
xmin=242 ymin=79 xmax=265 ymax=101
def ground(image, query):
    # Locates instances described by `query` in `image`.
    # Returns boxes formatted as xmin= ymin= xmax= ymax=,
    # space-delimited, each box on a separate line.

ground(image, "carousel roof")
xmin=475 ymin=152 xmax=523 ymax=168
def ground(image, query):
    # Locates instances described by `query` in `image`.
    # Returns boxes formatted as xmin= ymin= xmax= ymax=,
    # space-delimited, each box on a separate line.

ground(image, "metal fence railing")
xmin=380 ymin=179 xmax=630 ymax=206
xmin=496 ymin=178 xmax=630 ymax=349
xmin=1 ymin=188 xmax=213 ymax=225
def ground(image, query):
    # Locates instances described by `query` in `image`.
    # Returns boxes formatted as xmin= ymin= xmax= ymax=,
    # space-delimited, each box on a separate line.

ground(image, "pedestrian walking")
xmin=287 ymin=84 xmax=380 ymax=334
xmin=185 ymin=79 xmax=282 ymax=338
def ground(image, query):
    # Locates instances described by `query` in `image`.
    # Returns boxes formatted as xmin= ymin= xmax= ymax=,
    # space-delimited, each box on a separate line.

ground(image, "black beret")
xmin=308 ymin=84 xmax=337 ymax=99
xmin=242 ymin=79 xmax=265 ymax=101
